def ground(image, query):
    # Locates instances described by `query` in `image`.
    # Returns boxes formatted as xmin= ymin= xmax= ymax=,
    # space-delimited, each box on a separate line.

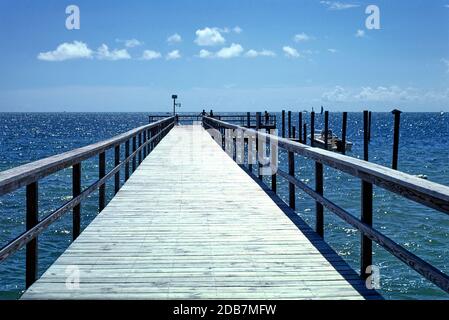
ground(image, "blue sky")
xmin=0 ymin=0 xmax=448 ymax=112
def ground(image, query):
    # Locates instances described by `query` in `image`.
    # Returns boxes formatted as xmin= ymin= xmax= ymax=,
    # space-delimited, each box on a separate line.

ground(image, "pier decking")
xmin=21 ymin=125 xmax=375 ymax=299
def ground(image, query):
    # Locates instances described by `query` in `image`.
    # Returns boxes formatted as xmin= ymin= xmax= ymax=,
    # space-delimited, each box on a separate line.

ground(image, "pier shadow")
xmin=240 ymin=166 xmax=383 ymax=300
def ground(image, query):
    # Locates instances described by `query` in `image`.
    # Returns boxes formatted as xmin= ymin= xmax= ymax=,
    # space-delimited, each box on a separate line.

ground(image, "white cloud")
xmin=327 ymin=48 xmax=338 ymax=53
xmin=37 ymin=41 xmax=93 ymax=61
xmin=126 ymin=39 xmax=143 ymax=48
xmin=166 ymin=50 xmax=181 ymax=60
xmin=215 ymin=43 xmax=244 ymax=59
xmin=283 ymin=46 xmax=300 ymax=58
xmin=194 ymin=27 xmax=226 ymax=46
xmin=141 ymin=50 xmax=162 ymax=60
xmin=322 ymin=85 xmax=423 ymax=103
xmin=167 ymin=33 xmax=182 ymax=44
xmin=233 ymin=26 xmax=243 ymax=34
xmin=320 ymin=1 xmax=359 ymax=10
xmin=198 ymin=49 xmax=213 ymax=58
xmin=442 ymin=58 xmax=449 ymax=72
xmin=294 ymin=33 xmax=313 ymax=42
xmin=355 ymin=29 xmax=365 ymax=38
xmin=97 ymin=44 xmax=131 ymax=60
xmin=245 ymin=49 xmax=276 ymax=58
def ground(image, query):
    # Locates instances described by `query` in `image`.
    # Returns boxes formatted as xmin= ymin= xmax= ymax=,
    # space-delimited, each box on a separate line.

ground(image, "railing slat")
xmin=26 ymin=182 xmax=38 ymax=288
xmin=315 ymin=162 xmax=324 ymax=237
xmin=72 ymin=163 xmax=81 ymax=240
xmin=99 ymin=152 xmax=106 ymax=212
xmin=114 ymin=145 xmax=120 ymax=194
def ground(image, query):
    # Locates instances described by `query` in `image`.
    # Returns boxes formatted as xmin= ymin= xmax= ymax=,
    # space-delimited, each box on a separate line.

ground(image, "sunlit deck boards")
xmin=22 ymin=125 xmax=378 ymax=300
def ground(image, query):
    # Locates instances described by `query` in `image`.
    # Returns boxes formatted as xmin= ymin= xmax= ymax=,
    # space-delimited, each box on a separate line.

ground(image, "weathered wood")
xmin=125 ymin=140 xmax=130 ymax=181
xmin=392 ymin=109 xmax=401 ymax=170
xmin=203 ymin=117 xmax=449 ymax=216
xmin=315 ymin=162 xmax=324 ymax=237
xmin=114 ymin=145 xmax=120 ymax=194
xmin=22 ymin=125 xmax=373 ymax=300
xmin=275 ymin=168 xmax=449 ymax=293
xmin=0 ymin=117 xmax=174 ymax=196
xmin=324 ymin=111 xmax=329 ymax=150
xmin=99 ymin=152 xmax=106 ymax=212
xmin=288 ymin=151 xmax=295 ymax=209
xmin=26 ymin=182 xmax=38 ymax=289
xmin=72 ymin=164 xmax=81 ymax=240
xmin=310 ymin=111 xmax=315 ymax=147
xmin=361 ymin=180 xmax=373 ymax=279
xmin=281 ymin=110 xmax=285 ymax=138
xmin=341 ymin=112 xmax=347 ymax=155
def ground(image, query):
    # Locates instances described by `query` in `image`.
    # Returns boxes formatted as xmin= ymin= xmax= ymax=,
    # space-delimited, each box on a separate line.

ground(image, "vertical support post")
xmin=114 ymin=145 xmax=120 ymax=194
xmin=341 ymin=112 xmax=348 ymax=155
xmin=303 ymin=123 xmax=307 ymax=145
xmin=310 ymin=111 xmax=315 ymax=147
xmin=281 ymin=110 xmax=285 ymax=138
xmin=247 ymin=112 xmax=250 ymax=127
xmin=363 ymin=110 xmax=369 ymax=161
xmin=292 ymin=126 xmax=296 ymax=139
xmin=72 ymin=164 xmax=81 ymax=241
xmin=288 ymin=151 xmax=295 ymax=209
xmin=315 ymin=163 xmax=324 ymax=237
xmin=132 ymin=136 xmax=137 ymax=172
xmin=138 ymin=133 xmax=142 ymax=165
xmin=99 ymin=152 xmax=106 ymax=212
xmin=125 ymin=140 xmax=130 ymax=181
xmin=26 ymin=182 xmax=38 ymax=289
xmin=298 ymin=112 xmax=303 ymax=143
xmin=392 ymin=109 xmax=401 ymax=170
xmin=143 ymin=130 xmax=147 ymax=159
xmin=324 ymin=111 xmax=329 ymax=150
xmin=271 ymin=137 xmax=277 ymax=193
xmin=256 ymin=112 xmax=262 ymax=180
xmin=361 ymin=180 xmax=373 ymax=279
xmin=288 ymin=111 xmax=292 ymax=138
xmin=368 ymin=111 xmax=372 ymax=142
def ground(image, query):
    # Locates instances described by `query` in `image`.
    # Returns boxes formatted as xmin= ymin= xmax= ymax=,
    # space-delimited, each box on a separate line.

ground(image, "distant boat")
xmin=309 ymin=129 xmax=353 ymax=152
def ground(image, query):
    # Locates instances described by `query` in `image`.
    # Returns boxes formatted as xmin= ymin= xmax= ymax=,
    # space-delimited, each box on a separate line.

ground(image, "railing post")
xmin=72 ymin=164 xmax=81 ymax=241
xmin=361 ymin=180 xmax=373 ymax=279
xmin=341 ymin=112 xmax=348 ymax=155
xmin=132 ymin=136 xmax=137 ymax=172
xmin=310 ymin=111 xmax=315 ymax=147
xmin=26 ymin=182 xmax=38 ymax=288
xmin=298 ymin=112 xmax=303 ymax=143
xmin=138 ymin=132 xmax=142 ymax=165
xmin=114 ymin=145 xmax=120 ymax=194
xmin=292 ymin=126 xmax=296 ymax=139
xmin=288 ymin=151 xmax=295 ymax=209
xmin=281 ymin=110 xmax=285 ymax=138
xmin=303 ymin=123 xmax=307 ymax=144
xmin=392 ymin=109 xmax=401 ymax=170
xmin=271 ymin=138 xmax=277 ymax=193
xmin=247 ymin=112 xmax=250 ymax=127
xmin=324 ymin=111 xmax=329 ymax=150
xmin=256 ymin=112 xmax=262 ymax=180
xmin=99 ymin=152 xmax=106 ymax=212
xmin=125 ymin=140 xmax=130 ymax=181
xmin=315 ymin=162 xmax=324 ymax=237
xmin=288 ymin=111 xmax=292 ymax=138
xmin=368 ymin=111 xmax=372 ymax=142
xmin=143 ymin=130 xmax=147 ymax=159
xmin=363 ymin=110 xmax=369 ymax=161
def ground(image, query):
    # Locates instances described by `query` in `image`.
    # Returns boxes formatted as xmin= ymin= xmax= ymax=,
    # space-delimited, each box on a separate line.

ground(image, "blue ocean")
xmin=0 ymin=112 xmax=448 ymax=300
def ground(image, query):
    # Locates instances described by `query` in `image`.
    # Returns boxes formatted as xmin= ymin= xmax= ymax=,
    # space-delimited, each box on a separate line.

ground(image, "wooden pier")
xmin=20 ymin=125 xmax=374 ymax=299
xmin=1 ymin=114 xmax=449 ymax=300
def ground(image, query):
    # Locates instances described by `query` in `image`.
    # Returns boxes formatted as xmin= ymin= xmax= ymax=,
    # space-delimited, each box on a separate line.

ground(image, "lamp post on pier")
xmin=171 ymin=94 xmax=178 ymax=116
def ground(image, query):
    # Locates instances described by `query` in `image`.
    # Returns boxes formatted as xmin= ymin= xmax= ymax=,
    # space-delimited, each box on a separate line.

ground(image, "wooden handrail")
xmin=203 ymin=116 xmax=449 ymax=294
xmin=0 ymin=116 xmax=175 ymax=288
xmin=0 ymin=117 xmax=174 ymax=196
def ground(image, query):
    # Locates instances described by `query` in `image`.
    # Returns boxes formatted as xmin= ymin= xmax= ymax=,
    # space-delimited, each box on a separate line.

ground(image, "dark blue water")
xmin=1 ymin=112 xmax=448 ymax=300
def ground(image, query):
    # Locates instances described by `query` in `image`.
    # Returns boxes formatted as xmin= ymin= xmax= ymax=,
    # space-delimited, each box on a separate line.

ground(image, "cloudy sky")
xmin=0 ymin=0 xmax=448 ymax=112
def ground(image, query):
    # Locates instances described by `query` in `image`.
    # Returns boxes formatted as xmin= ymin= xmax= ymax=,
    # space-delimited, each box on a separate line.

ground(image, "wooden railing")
xmin=202 ymin=116 xmax=449 ymax=294
xmin=149 ymin=113 xmax=277 ymax=128
xmin=0 ymin=116 xmax=175 ymax=288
